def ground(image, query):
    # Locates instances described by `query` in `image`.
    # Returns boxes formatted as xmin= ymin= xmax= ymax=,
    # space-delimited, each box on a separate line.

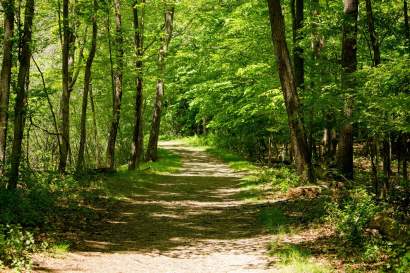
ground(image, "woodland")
xmin=0 ymin=0 xmax=409 ymax=272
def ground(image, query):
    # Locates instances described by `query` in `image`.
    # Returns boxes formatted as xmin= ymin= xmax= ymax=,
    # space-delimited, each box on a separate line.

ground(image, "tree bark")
xmin=76 ymin=0 xmax=98 ymax=172
xmin=365 ymin=0 xmax=381 ymax=66
xmin=290 ymin=0 xmax=304 ymax=88
xmin=404 ymin=0 xmax=410 ymax=47
xmin=267 ymin=0 xmax=315 ymax=182
xmin=290 ymin=0 xmax=305 ymax=167
xmin=129 ymin=0 xmax=145 ymax=170
xmin=8 ymin=0 xmax=34 ymax=189
xmin=106 ymin=0 xmax=124 ymax=170
xmin=336 ymin=0 xmax=358 ymax=180
xmin=89 ymin=84 xmax=100 ymax=168
xmin=58 ymin=0 xmax=71 ymax=173
xmin=0 ymin=0 xmax=15 ymax=175
xmin=146 ymin=6 xmax=174 ymax=162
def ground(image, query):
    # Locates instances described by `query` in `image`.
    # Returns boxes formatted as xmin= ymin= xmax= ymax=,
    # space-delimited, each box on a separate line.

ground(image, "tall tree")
xmin=290 ymin=0 xmax=304 ymax=88
xmin=129 ymin=0 xmax=145 ymax=170
xmin=106 ymin=0 xmax=124 ymax=170
xmin=290 ymin=0 xmax=305 ymax=168
xmin=76 ymin=0 xmax=98 ymax=172
xmin=58 ymin=0 xmax=72 ymax=173
xmin=0 ymin=0 xmax=15 ymax=175
xmin=404 ymin=0 xmax=409 ymax=47
xmin=267 ymin=0 xmax=315 ymax=182
xmin=146 ymin=5 xmax=174 ymax=162
xmin=8 ymin=0 xmax=35 ymax=188
xmin=336 ymin=0 xmax=359 ymax=180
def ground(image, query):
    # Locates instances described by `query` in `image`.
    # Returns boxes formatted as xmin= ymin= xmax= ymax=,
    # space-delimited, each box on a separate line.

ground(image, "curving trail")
xmin=33 ymin=140 xmax=275 ymax=273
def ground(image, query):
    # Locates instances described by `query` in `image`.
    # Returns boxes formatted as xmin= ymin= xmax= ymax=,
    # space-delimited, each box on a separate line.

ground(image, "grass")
xmin=88 ymin=148 xmax=182 ymax=200
xmin=49 ymin=241 xmax=70 ymax=257
xmin=118 ymin=148 xmax=182 ymax=175
xmin=269 ymin=243 xmax=333 ymax=273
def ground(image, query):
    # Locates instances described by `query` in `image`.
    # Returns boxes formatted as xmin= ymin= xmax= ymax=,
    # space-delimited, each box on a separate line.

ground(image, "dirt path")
xmin=33 ymin=141 xmax=275 ymax=273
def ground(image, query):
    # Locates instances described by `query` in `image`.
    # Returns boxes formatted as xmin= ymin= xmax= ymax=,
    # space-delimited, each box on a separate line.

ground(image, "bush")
xmin=261 ymin=166 xmax=300 ymax=193
xmin=326 ymin=187 xmax=379 ymax=243
xmin=0 ymin=224 xmax=35 ymax=270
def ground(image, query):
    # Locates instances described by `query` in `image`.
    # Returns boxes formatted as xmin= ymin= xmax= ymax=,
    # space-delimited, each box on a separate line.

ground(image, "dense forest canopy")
xmin=0 ymin=0 xmax=409 ymax=271
xmin=0 ymin=0 xmax=408 ymax=180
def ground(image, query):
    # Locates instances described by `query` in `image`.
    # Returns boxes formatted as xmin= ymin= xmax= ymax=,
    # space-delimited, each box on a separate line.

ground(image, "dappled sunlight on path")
xmin=33 ymin=140 xmax=275 ymax=273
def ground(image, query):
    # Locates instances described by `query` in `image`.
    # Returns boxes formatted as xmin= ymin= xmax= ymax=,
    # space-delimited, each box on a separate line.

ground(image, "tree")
xmin=0 ymin=0 xmax=15 ymax=175
xmin=336 ymin=0 xmax=359 ymax=180
xmin=76 ymin=0 xmax=98 ymax=172
xmin=8 ymin=0 xmax=35 ymax=188
xmin=146 ymin=5 xmax=175 ymax=162
xmin=267 ymin=0 xmax=315 ymax=182
xmin=129 ymin=0 xmax=146 ymax=170
xmin=58 ymin=0 xmax=72 ymax=173
xmin=106 ymin=0 xmax=124 ymax=170
xmin=404 ymin=0 xmax=409 ymax=47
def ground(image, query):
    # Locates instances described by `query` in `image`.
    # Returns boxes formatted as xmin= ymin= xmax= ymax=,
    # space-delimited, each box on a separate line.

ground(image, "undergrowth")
xmin=0 ymin=148 xmax=181 ymax=271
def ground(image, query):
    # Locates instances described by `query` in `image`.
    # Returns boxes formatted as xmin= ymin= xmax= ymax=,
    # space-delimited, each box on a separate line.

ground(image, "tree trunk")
xmin=146 ymin=6 xmax=174 ymax=162
xmin=290 ymin=0 xmax=305 ymax=167
xmin=76 ymin=0 xmax=98 ymax=172
xmin=0 ymin=0 xmax=15 ymax=175
xmin=290 ymin=0 xmax=304 ymax=88
xmin=8 ymin=0 xmax=34 ymax=189
xmin=58 ymin=0 xmax=71 ymax=173
xmin=365 ymin=0 xmax=381 ymax=66
xmin=129 ymin=0 xmax=145 ymax=170
xmin=89 ymin=84 xmax=100 ymax=168
xmin=267 ymin=0 xmax=315 ymax=182
xmin=404 ymin=0 xmax=410 ymax=47
xmin=336 ymin=0 xmax=358 ymax=180
xmin=366 ymin=0 xmax=391 ymax=197
xmin=106 ymin=0 xmax=124 ymax=170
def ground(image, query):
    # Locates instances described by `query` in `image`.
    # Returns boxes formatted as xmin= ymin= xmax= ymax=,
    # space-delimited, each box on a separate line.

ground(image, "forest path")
xmin=33 ymin=140 xmax=275 ymax=273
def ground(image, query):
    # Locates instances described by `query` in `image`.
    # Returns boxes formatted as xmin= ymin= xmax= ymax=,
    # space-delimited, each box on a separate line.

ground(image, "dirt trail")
xmin=33 ymin=141 xmax=275 ymax=273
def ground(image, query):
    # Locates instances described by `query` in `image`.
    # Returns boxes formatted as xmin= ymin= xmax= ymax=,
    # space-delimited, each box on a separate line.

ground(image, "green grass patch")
xmin=269 ymin=243 xmax=333 ymax=273
xmin=117 ymin=148 xmax=181 ymax=175
xmin=259 ymin=207 xmax=289 ymax=234
xmin=49 ymin=241 xmax=70 ymax=256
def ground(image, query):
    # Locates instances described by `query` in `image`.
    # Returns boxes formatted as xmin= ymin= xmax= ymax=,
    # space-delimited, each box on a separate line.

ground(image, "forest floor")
xmin=31 ymin=140 xmax=336 ymax=273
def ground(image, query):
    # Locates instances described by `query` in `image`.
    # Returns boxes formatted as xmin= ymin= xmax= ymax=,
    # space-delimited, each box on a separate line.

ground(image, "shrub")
xmin=0 ymin=224 xmax=35 ymax=271
xmin=326 ymin=187 xmax=379 ymax=243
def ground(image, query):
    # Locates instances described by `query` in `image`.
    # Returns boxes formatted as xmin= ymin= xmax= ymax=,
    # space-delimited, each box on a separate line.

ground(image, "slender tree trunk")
xmin=289 ymin=0 xmax=305 ymax=168
xmin=290 ymin=0 xmax=304 ymax=88
xmin=106 ymin=0 xmax=115 ymax=104
xmin=0 ymin=0 xmax=15 ymax=175
xmin=366 ymin=0 xmax=391 ymax=196
xmin=76 ymin=0 xmax=98 ymax=172
xmin=8 ymin=0 xmax=34 ymax=189
xmin=336 ymin=0 xmax=358 ymax=180
xmin=89 ymin=85 xmax=100 ymax=168
xmin=365 ymin=0 xmax=381 ymax=66
xmin=146 ymin=6 xmax=174 ymax=162
xmin=404 ymin=0 xmax=410 ymax=47
xmin=129 ymin=0 xmax=145 ymax=170
xmin=267 ymin=0 xmax=315 ymax=182
xmin=106 ymin=0 xmax=124 ymax=170
xmin=58 ymin=0 xmax=71 ymax=173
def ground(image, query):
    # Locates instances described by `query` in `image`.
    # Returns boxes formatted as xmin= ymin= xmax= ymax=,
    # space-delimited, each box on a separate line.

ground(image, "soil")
xmin=32 ymin=141 xmax=276 ymax=273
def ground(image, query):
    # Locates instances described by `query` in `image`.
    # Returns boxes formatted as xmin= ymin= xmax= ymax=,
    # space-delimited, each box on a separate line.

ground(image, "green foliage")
xmin=263 ymin=166 xmax=301 ymax=193
xmin=269 ymin=243 xmax=333 ymax=273
xmin=326 ymin=188 xmax=379 ymax=243
xmin=260 ymin=207 xmax=288 ymax=234
xmin=0 ymin=224 xmax=35 ymax=271
xmin=395 ymin=251 xmax=410 ymax=273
